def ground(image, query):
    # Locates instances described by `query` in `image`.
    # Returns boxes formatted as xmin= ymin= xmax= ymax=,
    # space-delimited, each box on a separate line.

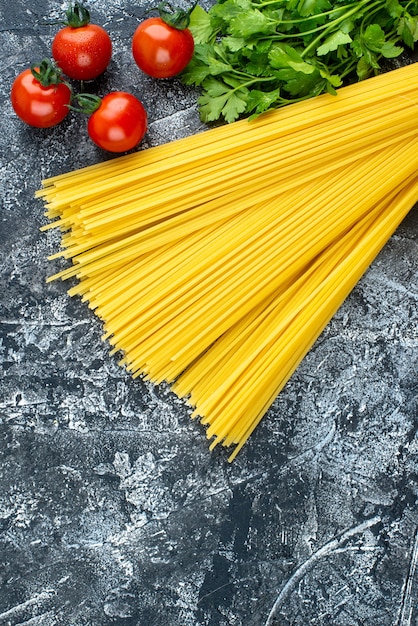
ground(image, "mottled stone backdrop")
xmin=1 ymin=1 xmax=417 ymax=625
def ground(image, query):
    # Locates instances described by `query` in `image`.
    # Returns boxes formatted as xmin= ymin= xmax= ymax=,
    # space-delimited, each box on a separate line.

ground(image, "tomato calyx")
xmin=69 ymin=93 xmax=102 ymax=114
xmin=44 ymin=2 xmax=91 ymax=28
xmin=156 ymin=1 xmax=196 ymax=30
xmin=30 ymin=58 xmax=71 ymax=89
xmin=63 ymin=2 xmax=91 ymax=28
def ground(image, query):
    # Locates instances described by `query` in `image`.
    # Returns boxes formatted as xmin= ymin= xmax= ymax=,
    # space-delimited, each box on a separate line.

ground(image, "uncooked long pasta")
xmin=38 ymin=62 xmax=418 ymax=460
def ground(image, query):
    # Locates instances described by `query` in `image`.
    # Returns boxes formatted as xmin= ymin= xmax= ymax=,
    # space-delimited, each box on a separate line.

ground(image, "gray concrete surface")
xmin=1 ymin=1 xmax=417 ymax=624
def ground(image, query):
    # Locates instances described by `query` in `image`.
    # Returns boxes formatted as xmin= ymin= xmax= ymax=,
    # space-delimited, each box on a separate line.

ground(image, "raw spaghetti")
xmin=37 ymin=62 xmax=418 ymax=461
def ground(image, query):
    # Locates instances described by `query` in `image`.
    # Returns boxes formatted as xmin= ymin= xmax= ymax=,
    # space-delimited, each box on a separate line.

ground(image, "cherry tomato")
xmin=51 ymin=3 xmax=112 ymax=81
xmin=10 ymin=65 xmax=71 ymax=128
xmin=87 ymin=92 xmax=147 ymax=153
xmin=132 ymin=17 xmax=194 ymax=79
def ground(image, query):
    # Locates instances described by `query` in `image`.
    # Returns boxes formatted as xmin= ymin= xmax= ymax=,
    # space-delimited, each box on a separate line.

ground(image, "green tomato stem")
xmin=157 ymin=1 xmax=196 ymax=29
xmin=64 ymin=2 xmax=91 ymax=28
xmin=69 ymin=93 xmax=102 ymax=114
xmin=30 ymin=58 xmax=71 ymax=89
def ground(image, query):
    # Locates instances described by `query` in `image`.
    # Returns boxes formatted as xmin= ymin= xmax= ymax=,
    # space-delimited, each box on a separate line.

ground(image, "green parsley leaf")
xmin=280 ymin=69 xmax=325 ymax=96
xmin=181 ymin=59 xmax=212 ymax=86
xmin=201 ymin=77 xmax=230 ymax=97
xmin=198 ymin=77 xmax=249 ymax=123
xmin=269 ymin=44 xmax=316 ymax=74
xmin=386 ymin=0 xmax=404 ymax=19
xmin=297 ymin=0 xmax=332 ymax=17
xmin=210 ymin=0 xmax=252 ymax=29
xmin=181 ymin=0 xmax=418 ymax=123
xmin=222 ymin=92 xmax=248 ymax=122
xmin=198 ymin=91 xmax=231 ymax=122
xmin=380 ymin=41 xmax=404 ymax=57
xmin=354 ymin=23 xmax=404 ymax=59
xmin=356 ymin=55 xmax=373 ymax=80
xmin=229 ymin=8 xmax=277 ymax=38
xmin=316 ymin=30 xmax=353 ymax=55
xmin=397 ymin=14 xmax=418 ymax=48
xmin=223 ymin=36 xmax=247 ymax=52
xmin=317 ymin=64 xmax=342 ymax=88
xmin=188 ymin=5 xmax=215 ymax=44
xmin=360 ymin=23 xmax=387 ymax=52
xmin=246 ymin=87 xmax=282 ymax=115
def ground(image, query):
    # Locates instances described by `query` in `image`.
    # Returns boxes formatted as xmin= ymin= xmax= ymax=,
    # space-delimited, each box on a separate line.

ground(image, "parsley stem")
xmin=260 ymin=1 xmax=373 ymax=45
xmin=183 ymin=0 xmax=416 ymax=123
xmin=232 ymin=76 xmax=276 ymax=90
xmin=336 ymin=59 xmax=358 ymax=80
xmin=300 ymin=0 xmax=371 ymax=58
xmin=358 ymin=0 xmax=387 ymax=34
xmin=256 ymin=3 xmax=354 ymax=23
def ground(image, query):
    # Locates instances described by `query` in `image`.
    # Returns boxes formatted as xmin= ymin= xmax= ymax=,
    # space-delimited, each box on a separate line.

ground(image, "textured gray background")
xmin=1 ymin=1 xmax=418 ymax=625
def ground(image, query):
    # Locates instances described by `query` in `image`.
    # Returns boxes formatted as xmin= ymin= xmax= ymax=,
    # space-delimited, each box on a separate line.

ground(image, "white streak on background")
xmin=264 ymin=515 xmax=381 ymax=626
xmin=396 ymin=528 xmax=418 ymax=626
xmin=0 ymin=590 xmax=55 ymax=623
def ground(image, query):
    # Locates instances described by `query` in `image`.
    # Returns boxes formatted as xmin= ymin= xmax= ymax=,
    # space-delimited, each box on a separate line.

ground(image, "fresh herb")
xmin=181 ymin=0 xmax=418 ymax=122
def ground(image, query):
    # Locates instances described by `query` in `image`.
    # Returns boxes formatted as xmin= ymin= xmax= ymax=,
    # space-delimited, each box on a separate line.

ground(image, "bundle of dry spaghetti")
xmin=38 ymin=62 xmax=418 ymax=460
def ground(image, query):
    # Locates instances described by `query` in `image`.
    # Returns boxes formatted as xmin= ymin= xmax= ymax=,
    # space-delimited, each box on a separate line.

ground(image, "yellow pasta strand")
xmin=38 ymin=63 xmax=418 ymax=460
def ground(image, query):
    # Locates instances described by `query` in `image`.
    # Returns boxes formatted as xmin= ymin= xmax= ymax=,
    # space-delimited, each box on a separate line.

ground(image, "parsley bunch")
xmin=181 ymin=0 xmax=418 ymax=122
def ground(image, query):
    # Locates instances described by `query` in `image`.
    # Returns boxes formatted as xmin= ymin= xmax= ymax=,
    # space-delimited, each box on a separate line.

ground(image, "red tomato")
xmin=132 ymin=17 xmax=194 ymax=78
xmin=87 ymin=92 xmax=147 ymax=153
xmin=10 ymin=68 xmax=71 ymax=128
xmin=52 ymin=24 xmax=112 ymax=81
